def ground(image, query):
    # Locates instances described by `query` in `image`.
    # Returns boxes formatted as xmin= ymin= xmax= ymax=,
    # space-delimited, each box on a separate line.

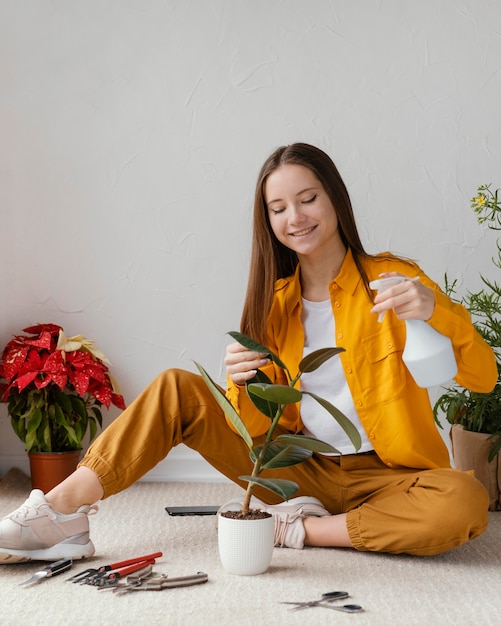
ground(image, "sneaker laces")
xmin=274 ymin=514 xmax=290 ymax=547
xmin=273 ymin=512 xmax=301 ymax=547
xmin=6 ymin=501 xmax=98 ymax=523
xmin=8 ymin=502 xmax=57 ymax=522
xmin=83 ymin=504 xmax=98 ymax=516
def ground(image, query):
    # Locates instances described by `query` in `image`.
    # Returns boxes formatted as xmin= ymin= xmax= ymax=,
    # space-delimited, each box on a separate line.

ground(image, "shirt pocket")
xmin=361 ymin=323 xmax=407 ymax=404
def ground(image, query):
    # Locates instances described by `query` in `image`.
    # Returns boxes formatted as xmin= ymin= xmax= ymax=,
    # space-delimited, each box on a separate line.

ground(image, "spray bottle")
xmin=369 ymin=276 xmax=457 ymax=388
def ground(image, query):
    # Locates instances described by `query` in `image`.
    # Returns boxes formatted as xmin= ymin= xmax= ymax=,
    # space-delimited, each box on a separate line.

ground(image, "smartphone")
xmin=165 ymin=505 xmax=220 ymax=516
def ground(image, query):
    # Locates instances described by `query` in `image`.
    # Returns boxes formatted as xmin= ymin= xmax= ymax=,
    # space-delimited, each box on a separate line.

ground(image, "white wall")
xmin=1 ymin=0 xmax=500 ymax=480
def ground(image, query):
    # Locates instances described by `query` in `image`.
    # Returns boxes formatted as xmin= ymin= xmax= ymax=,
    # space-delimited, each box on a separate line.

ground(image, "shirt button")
xmin=335 ymin=302 xmax=341 ymax=308
xmin=356 ymin=400 xmax=363 ymax=407
xmin=346 ymin=367 xmax=352 ymax=374
xmin=369 ymin=432 xmax=375 ymax=439
xmin=387 ymin=342 xmax=393 ymax=349
xmin=332 ymin=283 xmax=338 ymax=290
xmin=337 ymin=333 xmax=343 ymax=339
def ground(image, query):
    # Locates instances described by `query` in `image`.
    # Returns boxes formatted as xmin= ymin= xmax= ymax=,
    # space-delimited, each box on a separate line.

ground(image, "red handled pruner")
xmin=66 ymin=551 xmax=163 ymax=585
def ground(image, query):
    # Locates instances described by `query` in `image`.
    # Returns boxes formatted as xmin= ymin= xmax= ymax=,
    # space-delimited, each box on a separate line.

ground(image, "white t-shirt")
xmin=300 ymin=298 xmax=373 ymax=455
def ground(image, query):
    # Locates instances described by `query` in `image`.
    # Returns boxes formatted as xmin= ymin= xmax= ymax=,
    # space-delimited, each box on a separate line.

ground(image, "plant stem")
xmin=241 ymin=404 xmax=285 ymax=515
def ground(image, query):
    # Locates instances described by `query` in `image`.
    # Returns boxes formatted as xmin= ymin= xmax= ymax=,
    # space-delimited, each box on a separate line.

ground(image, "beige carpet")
xmin=0 ymin=468 xmax=500 ymax=626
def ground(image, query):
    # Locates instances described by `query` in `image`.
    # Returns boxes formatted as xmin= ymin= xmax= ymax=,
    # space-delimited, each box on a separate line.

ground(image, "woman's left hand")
xmin=370 ymin=273 xmax=435 ymax=321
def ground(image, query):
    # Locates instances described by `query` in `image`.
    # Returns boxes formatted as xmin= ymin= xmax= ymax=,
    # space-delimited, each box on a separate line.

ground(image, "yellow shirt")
xmin=226 ymin=249 xmax=497 ymax=469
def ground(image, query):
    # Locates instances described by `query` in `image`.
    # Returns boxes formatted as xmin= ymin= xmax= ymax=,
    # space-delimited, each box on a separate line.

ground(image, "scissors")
xmin=281 ymin=591 xmax=364 ymax=612
xmin=280 ymin=590 xmax=350 ymax=611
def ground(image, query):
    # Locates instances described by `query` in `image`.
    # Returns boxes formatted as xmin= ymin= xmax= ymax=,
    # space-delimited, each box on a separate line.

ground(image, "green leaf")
xmin=228 ymin=331 xmax=288 ymax=372
xmin=26 ymin=407 xmax=43 ymax=434
xmin=25 ymin=430 xmax=37 ymax=453
xmin=73 ymin=417 xmax=85 ymax=444
xmin=55 ymin=390 xmax=72 ymax=414
xmin=91 ymin=406 xmax=103 ymax=428
xmin=239 ymin=475 xmax=299 ymax=500
xmin=302 ymin=392 xmax=362 ymax=452
xmin=275 ymin=433 xmax=340 ymax=454
xmin=247 ymin=383 xmax=302 ymax=405
xmin=253 ymin=442 xmax=313 ymax=469
xmin=299 ymin=347 xmax=345 ymax=373
xmin=194 ymin=361 xmax=253 ymax=450
xmin=69 ymin=395 xmax=87 ymax=421
xmin=25 ymin=408 xmax=43 ymax=452
xmin=42 ymin=422 xmax=51 ymax=452
xmin=53 ymin=403 xmax=67 ymax=426
xmin=246 ymin=369 xmax=279 ymax=418
xmin=88 ymin=417 xmax=97 ymax=442
xmin=10 ymin=414 xmax=26 ymax=441
xmin=63 ymin=423 xmax=80 ymax=448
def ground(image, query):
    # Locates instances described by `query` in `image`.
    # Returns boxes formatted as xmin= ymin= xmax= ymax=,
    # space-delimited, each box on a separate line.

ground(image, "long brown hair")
xmin=240 ymin=143 xmax=381 ymax=344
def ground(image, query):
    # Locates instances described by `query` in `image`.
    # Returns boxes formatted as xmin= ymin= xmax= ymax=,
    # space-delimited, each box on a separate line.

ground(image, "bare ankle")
xmin=45 ymin=466 xmax=103 ymax=514
xmin=303 ymin=513 xmax=353 ymax=548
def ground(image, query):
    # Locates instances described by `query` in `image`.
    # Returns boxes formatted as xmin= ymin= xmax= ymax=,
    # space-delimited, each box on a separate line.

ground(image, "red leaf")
xmin=37 ymin=372 xmax=68 ymax=390
xmin=91 ymin=384 xmax=112 ymax=408
xmin=16 ymin=371 xmax=38 ymax=393
xmin=26 ymin=330 xmax=53 ymax=350
xmin=23 ymin=323 xmax=62 ymax=336
xmin=72 ymin=371 xmax=90 ymax=396
xmin=40 ymin=351 xmax=68 ymax=390
xmin=111 ymin=393 xmax=126 ymax=410
xmin=0 ymin=345 xmax=29 ymax=381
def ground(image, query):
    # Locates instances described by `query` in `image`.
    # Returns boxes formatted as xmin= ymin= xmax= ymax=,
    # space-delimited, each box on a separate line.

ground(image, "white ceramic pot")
xmin=218 ymin=513 xmax=275 ymax=575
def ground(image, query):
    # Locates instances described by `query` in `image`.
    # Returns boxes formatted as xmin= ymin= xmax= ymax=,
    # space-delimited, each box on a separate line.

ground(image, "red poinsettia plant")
xmin=0 ymin=323 xmax=126 ymax=453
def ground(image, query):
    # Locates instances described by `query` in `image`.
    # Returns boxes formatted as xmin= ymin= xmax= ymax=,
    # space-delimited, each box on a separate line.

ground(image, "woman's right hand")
xmin=224 ymin=342 xmax=270 ymax=385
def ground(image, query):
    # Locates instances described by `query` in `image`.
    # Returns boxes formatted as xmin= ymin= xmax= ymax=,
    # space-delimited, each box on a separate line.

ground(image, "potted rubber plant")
xmin=0 ymin=323 xmax=126 ymax=492
xmin=196 ymin=331 xmax=361 ymax=575
xmin=434 ymin=184 xmax=501 ymax=511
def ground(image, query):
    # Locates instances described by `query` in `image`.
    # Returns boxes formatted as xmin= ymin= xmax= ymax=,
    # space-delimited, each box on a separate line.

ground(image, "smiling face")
xmin=264 ymin=163 xmax=345 ymax=263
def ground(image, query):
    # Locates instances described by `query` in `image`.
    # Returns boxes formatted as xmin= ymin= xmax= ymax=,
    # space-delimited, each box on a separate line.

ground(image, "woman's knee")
xmin=425 ymin=468 xmax=488 ymax=537
xmin=153 ymin=368 xmax=212 ymax=402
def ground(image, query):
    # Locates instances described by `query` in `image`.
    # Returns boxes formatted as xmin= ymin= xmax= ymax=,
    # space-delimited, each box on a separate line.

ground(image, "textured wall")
xmin=1 ymin=0 xmax=500 ymax=479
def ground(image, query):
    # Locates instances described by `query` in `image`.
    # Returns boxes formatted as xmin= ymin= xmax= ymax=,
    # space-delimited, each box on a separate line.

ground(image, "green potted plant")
xmin=196 ymin=331 xmax=361 ymax=575
xmin=0 ymin=323 xmax=125 ymax=492
xmin=434 ymin=184 xmax=501 ymax=511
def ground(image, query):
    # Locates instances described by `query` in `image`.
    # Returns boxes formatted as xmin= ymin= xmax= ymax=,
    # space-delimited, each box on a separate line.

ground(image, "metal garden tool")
xmin=119 ymin=571 xmax=208 ymax=593
xmin=97 ymin=563 xmax=155 ymax=591
xmin=88 ymin=558 xmax=158 ymax=586
xmin=19 ymin=558 xmax=73 ymax=587
xmin=66 ymin=551 xmax=162 ymax=584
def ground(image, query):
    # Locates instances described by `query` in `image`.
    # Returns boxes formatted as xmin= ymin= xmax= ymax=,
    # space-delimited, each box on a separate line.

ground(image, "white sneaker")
xmin=0 ymin=489 xmax=97 ymax=563
xmin=260 ymin=496 xmax=330 ymax=549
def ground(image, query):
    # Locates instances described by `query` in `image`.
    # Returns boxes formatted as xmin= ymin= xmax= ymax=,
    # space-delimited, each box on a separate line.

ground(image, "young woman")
xmin=0 ymin=143 xmax=496 ymax=563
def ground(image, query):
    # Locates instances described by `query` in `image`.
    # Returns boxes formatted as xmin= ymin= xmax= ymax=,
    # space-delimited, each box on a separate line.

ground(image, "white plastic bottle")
xmin=369 ymin=276 xmax=458 ymax=388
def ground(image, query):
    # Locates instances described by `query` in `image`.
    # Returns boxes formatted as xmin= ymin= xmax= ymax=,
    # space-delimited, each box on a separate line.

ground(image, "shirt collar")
xmin=281 ymin=248 xmax=362 ymax=316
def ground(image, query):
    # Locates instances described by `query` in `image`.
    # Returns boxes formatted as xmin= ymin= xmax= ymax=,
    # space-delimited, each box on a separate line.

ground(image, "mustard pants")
xmin=80 ymin=369 xmax=489 ymax=556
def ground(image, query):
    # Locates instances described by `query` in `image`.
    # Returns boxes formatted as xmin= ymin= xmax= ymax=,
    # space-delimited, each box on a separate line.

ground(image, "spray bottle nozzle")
xmin=369 ymin=276 xmax=406 ymax=292
xmin=369 ymin=276 xmax=407 ymax=322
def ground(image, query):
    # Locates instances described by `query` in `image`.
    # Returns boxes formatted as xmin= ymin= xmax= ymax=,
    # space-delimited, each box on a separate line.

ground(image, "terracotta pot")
xmin=218 ymin=513 xmax=275 ymax=575
xmin=28 ymin=450 xmax=82 ymax=494
xmin=450 ymin=424 xmax=501 ymax=511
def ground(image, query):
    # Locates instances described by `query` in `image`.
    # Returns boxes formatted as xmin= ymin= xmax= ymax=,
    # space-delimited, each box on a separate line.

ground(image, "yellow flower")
xmin=473 ymin=194 xmax=487 ymax=208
